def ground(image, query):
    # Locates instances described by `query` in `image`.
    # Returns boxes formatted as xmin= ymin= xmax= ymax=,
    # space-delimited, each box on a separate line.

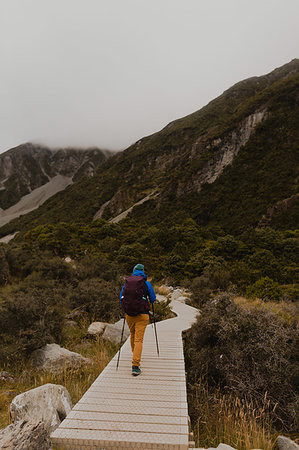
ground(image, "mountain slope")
xmin=0 ymin=143 xmax=112 ymax=227
xmin=0 ymin=59 xmax=298 ymax=237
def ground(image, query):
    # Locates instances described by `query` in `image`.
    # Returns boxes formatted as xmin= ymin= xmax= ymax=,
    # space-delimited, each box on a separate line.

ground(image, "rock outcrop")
xmin=10 ymin=383 xmax=72 ymax=433
xmin=102 ymin=318 xmax=130 ymax=344
xmin=195 ymin=109 xmax=268 ymax=188
xmin=0 ymin=143 xmax=111 ymax=226
xmin=87 ymin=321 xmax=108 ymax=336
xmin=31 ymin=343 xmax=91 ymax=373
xmin=277 ymin=436 xmax=299 ymax=450
xmin=0 ymin=420 xmax=51 ymax=450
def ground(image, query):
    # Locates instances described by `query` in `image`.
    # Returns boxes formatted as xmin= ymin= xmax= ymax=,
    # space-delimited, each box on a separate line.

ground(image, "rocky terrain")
xmin=0 ymin=143 xmax=112 ymax=228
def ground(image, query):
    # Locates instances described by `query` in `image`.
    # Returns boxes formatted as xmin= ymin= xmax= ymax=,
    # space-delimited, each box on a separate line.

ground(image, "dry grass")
xmin=0 ymin=329 xmax=117 ymax=430
xmin=233 ymin=296 xmax=298 ymax=324
xmin=153 ymin=284 xmax=171 ymax=297
xmin=190 ymin=380 xmax=275 ymax=450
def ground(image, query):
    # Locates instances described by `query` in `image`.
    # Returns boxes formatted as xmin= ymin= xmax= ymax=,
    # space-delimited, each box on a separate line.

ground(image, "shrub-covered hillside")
xmin=0 ymin=60 xmax=298 ymax=448
xmin=0 ymin=59 xmax=298 ymax=237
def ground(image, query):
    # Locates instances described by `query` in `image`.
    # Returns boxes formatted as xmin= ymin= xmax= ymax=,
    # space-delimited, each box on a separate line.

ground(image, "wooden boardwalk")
xmin=51 ymin=299 xmax=198 ymax=449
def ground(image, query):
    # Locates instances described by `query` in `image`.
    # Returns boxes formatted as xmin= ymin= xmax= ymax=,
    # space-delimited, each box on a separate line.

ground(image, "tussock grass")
xmin=190 ymin=380 xmax=275 ymax=450
xmin=0 ymin=332 xmax=117 ymax=430
xmin=234 ymin=296 xmax=298 ymax=324
xmin=153 ymin=284 xmax=171 ymax=297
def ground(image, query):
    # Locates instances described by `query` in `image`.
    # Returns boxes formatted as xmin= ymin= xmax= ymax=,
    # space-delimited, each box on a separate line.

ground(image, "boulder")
xmin=277 ymin=436 xmax=299 ymax=450
xmin=207 ymin=445 xmax=236 ymax=450
xmin=0 ymin=420 xmax=51 ymax=450
xmin=65 ymin=320 xmax=78 ymax=328
xmin=32 ymin=343 xmax=91 ymax=373
xmin=10 ymin=383 xmax=72 ymax=433
xmin=160 ymin=285 xmax=174 ymax=292
xmin=87 ymin=321 xmax=108 ymax=336
xmin=102 ymin=319 xmax=130 ymax=344
xmin=171 ymin=289 xmax=183 ymax=300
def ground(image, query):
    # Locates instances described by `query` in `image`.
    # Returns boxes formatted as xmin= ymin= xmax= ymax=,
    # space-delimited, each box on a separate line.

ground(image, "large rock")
xmin=87 ymin=321 xmax=108 ymax=336
xmin=207 ymin=445 xmax=236 ymax=450
xmin=10 ymin=383 xmax=72 ymax=433
xmin=171 ymin=288 xmax=183 ymax=300
xmin=32 ymin=343 xmax=91 ymax=372
xmin=102 ymin=319 xmax=130 ymax=344
xmin=0 ymin=420 xmax=51 ymax=450
xmin=277 ymin=436 xmax=299 ymax=450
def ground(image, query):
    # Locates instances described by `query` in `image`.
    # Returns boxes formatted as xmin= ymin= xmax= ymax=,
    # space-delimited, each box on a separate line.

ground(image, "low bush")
xmin=150 ymin=298 xmax=174 ymax=322
xmin=246 ymin=276 xmax=283 ymax=301
xmin=69 ymin=278 xmax=122 ymax=322
xmin=185 ymin=294 xmax=298 ymax=431
xmin=0 ymin=246 xmax=10 ymax=286
xmin=0 ymin=284 xmax=65 ymax=366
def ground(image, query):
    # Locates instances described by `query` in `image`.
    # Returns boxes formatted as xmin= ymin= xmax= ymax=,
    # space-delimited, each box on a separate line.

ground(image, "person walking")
xmin=120 ymin=263 xmax=156 ymax=376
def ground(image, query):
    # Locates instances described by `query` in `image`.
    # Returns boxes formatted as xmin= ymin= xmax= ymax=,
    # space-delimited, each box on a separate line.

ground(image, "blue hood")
xmin=132 ymin=269 xmax=147 ymax=280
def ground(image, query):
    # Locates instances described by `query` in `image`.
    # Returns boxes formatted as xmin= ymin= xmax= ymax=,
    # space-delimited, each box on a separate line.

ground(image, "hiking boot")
xmin=132 ymin=365 xmax=141 ymax=376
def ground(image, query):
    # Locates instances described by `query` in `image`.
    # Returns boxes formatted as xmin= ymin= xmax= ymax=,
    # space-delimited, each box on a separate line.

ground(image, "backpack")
xmin=121 ymin=275 xmax=150 ymax=316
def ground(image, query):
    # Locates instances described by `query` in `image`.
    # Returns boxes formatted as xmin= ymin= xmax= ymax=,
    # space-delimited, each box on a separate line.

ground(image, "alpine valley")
xmin=0 ymin=60 xmax=298 ymax=449
xmin=0 ymin=59 xmax=298 ymax=237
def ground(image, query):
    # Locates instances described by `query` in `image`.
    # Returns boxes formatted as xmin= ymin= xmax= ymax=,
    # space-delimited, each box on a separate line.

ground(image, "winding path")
xmin=51 ymin=298 xmax=198 ymax=449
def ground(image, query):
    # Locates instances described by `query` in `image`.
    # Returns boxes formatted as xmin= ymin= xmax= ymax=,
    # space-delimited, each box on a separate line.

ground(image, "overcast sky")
xmin=0 ymin=0 xmax=298 ymax=154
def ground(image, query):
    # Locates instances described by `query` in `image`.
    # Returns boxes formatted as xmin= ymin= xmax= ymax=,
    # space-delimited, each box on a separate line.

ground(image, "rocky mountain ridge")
xmin=0 ymin=143 xmax=112 ymax=211
xmin=0 ymin=59 xmax=298 ymax=237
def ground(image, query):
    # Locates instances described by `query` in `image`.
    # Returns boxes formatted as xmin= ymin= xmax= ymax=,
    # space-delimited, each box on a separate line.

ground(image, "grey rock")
xmin=0 ymin=420 xmax=51 ymax=450
xmin=87 ymin=321 xmax=108 ymax=336
xmin=277 ymin=436 xmax=299 ymax=450
xmin=102 ymin=319 xmax=130 ymax=344
xmin=171 ymin=289 xmax=183 ymax=300
xmin=65 ymin=320 xmax=78 ymax=328
xmin=207 ymin=445 xmax=236 ymax=450
xmin=32 ymin=343 xmax=91 ymax=373
xmin=10 ymin=383 xmax=72 ymax=433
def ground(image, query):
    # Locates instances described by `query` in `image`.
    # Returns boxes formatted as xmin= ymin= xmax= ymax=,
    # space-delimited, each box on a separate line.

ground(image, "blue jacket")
xmin=120 ymin=270 xmax=156 ymax=311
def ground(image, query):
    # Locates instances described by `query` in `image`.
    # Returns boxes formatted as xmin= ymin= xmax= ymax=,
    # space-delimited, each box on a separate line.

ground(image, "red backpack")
xmin=121 ymin=276 xmax=150 ymax=316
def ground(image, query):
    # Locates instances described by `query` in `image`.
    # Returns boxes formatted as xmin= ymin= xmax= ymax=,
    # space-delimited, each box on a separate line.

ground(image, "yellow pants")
xmin=125 ymin=314 xmax=149 ymax=367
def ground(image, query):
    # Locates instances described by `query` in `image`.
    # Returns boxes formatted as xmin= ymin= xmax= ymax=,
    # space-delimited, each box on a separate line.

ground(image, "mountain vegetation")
xmin=0 ymin=59 xmax=298 ymax=447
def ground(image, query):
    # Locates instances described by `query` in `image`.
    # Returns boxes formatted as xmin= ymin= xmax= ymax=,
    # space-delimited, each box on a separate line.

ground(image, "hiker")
xmin=120 ymin=263 xmax=156 ymax=376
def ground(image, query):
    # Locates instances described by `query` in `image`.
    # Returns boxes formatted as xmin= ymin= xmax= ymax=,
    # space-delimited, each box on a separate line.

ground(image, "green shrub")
xmin=246 ymin=276 xmax=283 ymax=301
xmin=76 ymin=255 xmax=120 ymax=281
xmin=185 ymin=294 xmax=298 ymax=431
xmin=189 ymin=275 xmax=212 ymax=307
xmin=0 ymin=246 xmax=10 ymax=286
xmin=5 ymin=244 xmax=42 ymax=278
xmin=281 ymin=284 xmax=299 ymax=302
xmin=69 ymin=278 xmax=122 ymax=322
xmin=150 ymin=298 xmax=174 ymax=322
xmin=36 ymin=257 xmax=76 ymax=281
xmin=0 ymin=285 xmax=65 ymax=366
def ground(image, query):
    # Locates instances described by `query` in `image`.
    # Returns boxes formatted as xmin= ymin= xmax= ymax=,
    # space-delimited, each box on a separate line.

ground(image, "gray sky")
xmin=0 ymin=0 xmax=298 ymax=154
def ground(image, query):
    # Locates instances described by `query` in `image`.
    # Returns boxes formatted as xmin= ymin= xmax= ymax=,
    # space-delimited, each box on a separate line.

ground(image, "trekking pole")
xmin=151 ymin=303 xmax=160 ymax=356
xmin=116 ymin=313 xmax=126 ymax=370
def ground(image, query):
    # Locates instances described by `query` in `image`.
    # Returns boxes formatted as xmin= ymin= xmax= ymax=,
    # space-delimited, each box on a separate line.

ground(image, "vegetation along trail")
xmin=0 ymin=59 xmax=298 ymax=449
